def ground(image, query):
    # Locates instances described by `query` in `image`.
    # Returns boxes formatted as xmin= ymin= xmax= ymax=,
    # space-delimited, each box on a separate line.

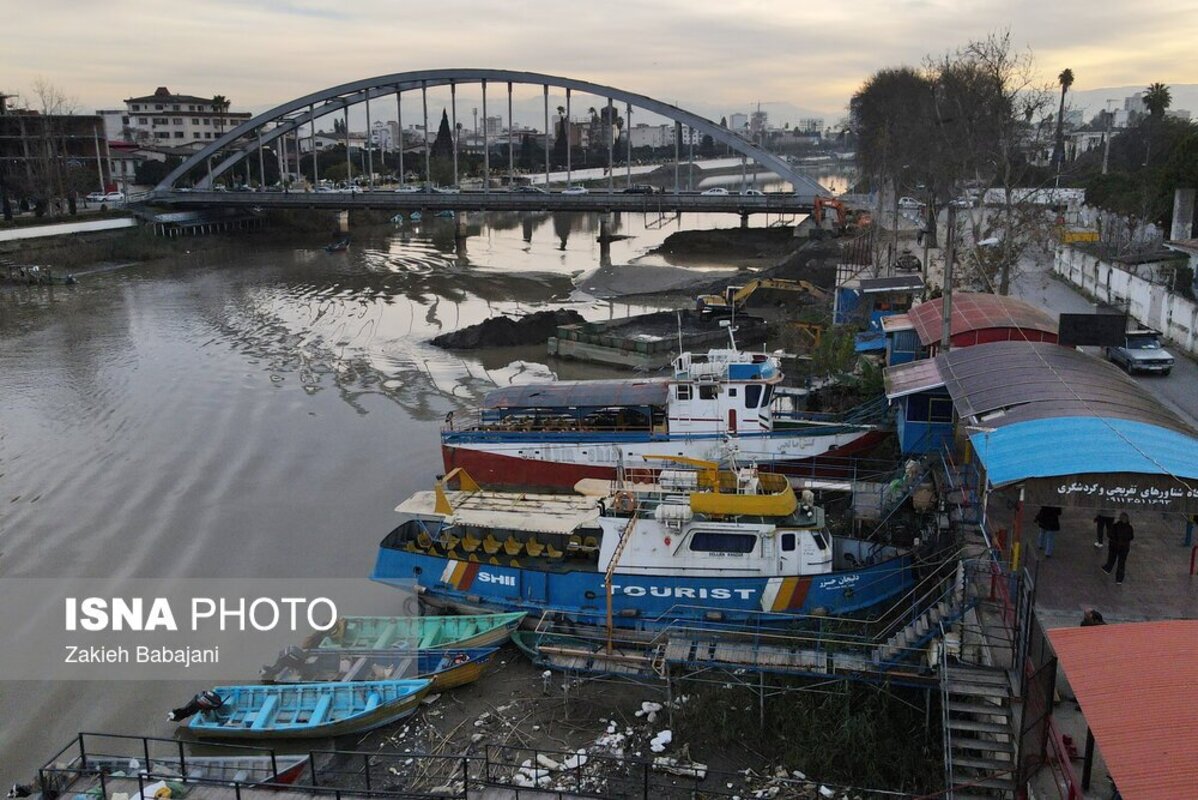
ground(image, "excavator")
xmin=696 ymin=278 xmax=830 ymax=314
xmin=811 ymin=196 xmax=847 ymax=235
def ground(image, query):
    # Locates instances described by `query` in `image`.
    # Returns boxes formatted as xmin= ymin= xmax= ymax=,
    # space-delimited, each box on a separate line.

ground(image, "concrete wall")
xmin=1054 ymin=245 xmax=1198 ymax=356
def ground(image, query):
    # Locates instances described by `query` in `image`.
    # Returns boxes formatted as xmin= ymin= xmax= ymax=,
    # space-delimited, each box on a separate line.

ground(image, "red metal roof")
xmin=1048 ymin=621 xmax=1198 ymax=800
xmin=907 ymin=293 xmax=1057 ymax=346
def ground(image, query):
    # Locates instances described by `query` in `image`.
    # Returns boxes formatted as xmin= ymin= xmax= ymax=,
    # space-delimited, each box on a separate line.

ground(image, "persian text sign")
xmin=1024 ymin=473 xmax=1198 ymax=514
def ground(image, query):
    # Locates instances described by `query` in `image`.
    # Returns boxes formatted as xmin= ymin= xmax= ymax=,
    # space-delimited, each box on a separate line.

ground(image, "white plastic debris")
xmin=561 ymin=753 xmax=588 ymax=771
xmin=791 ymin=770 xmax=806 ymax=780
xmin=649 ymin=730 xmax=673 ymax=753
xmin=635 ymin=701 xmax=663 ymax=718
xmin=819 ymin=786 xmax=835 ymax=798
xmin=536 ymin=754 xmax=561 ymax=771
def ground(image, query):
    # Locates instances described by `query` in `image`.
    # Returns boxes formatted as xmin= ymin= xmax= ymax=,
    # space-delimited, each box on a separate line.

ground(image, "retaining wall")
xmin=1054 ymin=245 xmax=1198 ymax=356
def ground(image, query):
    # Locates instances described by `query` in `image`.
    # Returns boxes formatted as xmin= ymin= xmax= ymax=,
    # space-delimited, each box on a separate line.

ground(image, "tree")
xmin=1051 ymin=68 xmax=1074 ymax=169
xmin=211 ymin=94 xmax=230 ymax=137
xmin=1144 ymin=83 xmax=1172 ymax=118
xmin=430 ymin=109 xmax=454 ymax=159
xmin=552 ymin=106 xmax=569 ymax=166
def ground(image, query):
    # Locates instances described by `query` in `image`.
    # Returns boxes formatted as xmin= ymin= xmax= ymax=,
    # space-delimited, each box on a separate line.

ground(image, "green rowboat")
xmin=311 ymin=612 xmax=525 ymax=651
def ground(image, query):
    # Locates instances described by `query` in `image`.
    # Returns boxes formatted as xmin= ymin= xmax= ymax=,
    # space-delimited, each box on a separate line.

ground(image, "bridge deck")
xmin=144 ymin=190 xmax=816 ymax=215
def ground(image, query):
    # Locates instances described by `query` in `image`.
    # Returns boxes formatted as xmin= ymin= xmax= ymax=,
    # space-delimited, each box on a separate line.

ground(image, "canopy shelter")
xmin=1048 ymin=621 xmax=1198 ymax=800
xmin=883 ymin=341 xmax=1198 ymax=514
xmin=907 ymin=292 xmax=1058 ymax=351
xmin=482 ymin=379 xmax=670 ymax=410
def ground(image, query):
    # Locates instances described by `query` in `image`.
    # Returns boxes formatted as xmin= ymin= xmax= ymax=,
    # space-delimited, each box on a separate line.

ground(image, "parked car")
xmin=394 ymin=185 xmax=423 ymax=193
xmin=513 ymin=185 xmax=548 ymax=194
xmin=432 ymin=185 xmax=460 ymax=194
xmin=1105 ymin=329 xmax=1174 ymax=375
xmin=102 ymin=191 xmax=125 ymax=202
xmin=701 ymin=187 xmax=729 ymax=196
xmin=898 ymin=196 xmax=924 ymax=209
xmin=740 ymin=189 xmax=765 ymax=197
xmin=621 ymin=184 xmax=657 ymax=194
xmin=85 ymin=191 xmax=106 ymax=203
xmin=561 ymin=186 xmax=588 ymax=195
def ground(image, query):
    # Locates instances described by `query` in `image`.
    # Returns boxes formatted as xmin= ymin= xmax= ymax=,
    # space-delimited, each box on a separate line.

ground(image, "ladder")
xmin=604 ymin=508 xmax=639 ymax=653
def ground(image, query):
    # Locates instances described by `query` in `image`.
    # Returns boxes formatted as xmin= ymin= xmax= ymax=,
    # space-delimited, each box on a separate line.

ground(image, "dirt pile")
xmin=432 ymin=308 xmax=586 ymax=349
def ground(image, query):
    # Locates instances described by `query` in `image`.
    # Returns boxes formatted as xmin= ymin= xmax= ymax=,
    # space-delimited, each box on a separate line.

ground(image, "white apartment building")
xmin=98 ymin=87 xmax=251 ymax=146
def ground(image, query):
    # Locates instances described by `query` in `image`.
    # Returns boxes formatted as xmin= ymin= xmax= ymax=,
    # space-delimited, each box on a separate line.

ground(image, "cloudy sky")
xmin=8 ymin=0 xmax=1197 ymax=123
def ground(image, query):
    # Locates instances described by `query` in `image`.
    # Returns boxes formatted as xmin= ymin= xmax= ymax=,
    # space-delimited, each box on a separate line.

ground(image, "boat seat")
xmin=525 ymin=535 xmax=545 ymax=558
xmin=503 ymin=535 xmax=524 ymax=557
xmin=508 ymin=558 xmax=521 ymax=568
xmin=364 ymin=692 xmax=381 ymax=712
xmin=461 ymin=532 xmax=482 ymax=553
xmin=309 ymin=693 xmax=334 ymax=726
xmin=488 ymin=556 xmax=501 ymax=566
xmin=373 ymin=622 xmax=397 ymax=649
xmin=583 ymin=535 xmax=600 ymax=550
xmin=544 ymin=540 xmax=564 ymax=559
xmin=404 ymin=541 xmax=420 ymax=554
xmin=417 ymin=531 xmax=435 ymax=551
xmin=443 ymin=548 xmax=462 ymax=561
xmin=250 ymin=695 xmax=279 ymax=730
xmin=440 ymin=532 xmax=461 ymax=551
xmin=482 ymin=534 xmax=503 ymax=555
xmin=568 ymin=535 xmax=583 ymax=550
xmin=468 ymin=553 xmax=480 ymax=562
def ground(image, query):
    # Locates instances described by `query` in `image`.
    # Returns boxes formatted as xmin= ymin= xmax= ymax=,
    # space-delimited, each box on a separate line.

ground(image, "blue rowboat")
xmin=187 ymin=679 xmax=431 ymax=739
xmin=263 ymin=646 xmax=499 ymax=690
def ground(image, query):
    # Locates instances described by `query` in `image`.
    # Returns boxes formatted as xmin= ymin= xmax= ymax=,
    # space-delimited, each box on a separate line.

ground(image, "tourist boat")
xmin=261 ymin=646 xmax=499 ymax=690
xmin=68 ymin=754 xmax=310 ymax=786
xmin=186 ymin=680 xmax=431 ymax=739
xmin=512 ymin=630 xmax=658 ymax=678
xmin=372 ymin=464 xmax=916 ymax=628
xmin=305 ymin=612 xmax=525 ymax=651
xmin=441 ymin=347 xmax=889 ymax=489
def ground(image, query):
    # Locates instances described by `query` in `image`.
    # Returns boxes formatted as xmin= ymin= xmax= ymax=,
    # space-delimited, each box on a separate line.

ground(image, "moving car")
xmin=102 ymin=191 xmax=125 ymax=202
xmin=740 ymin=189 xmax=765 ymax=197
xmin=621 ymin=184 xmax=657 ymax=194
xmin=432 ymin=185 xmax=461 ymax=194
xmin=701 ymin=187 xmax=729 ymax=196
xmin=513 ymin=185 xmax=548 ymax=194
xmin=1106 ymin=329 xmax=1174 ymax=376
xmin=394 ymin=185 xmax=423 ymax=193
xmin=85 ymin=191 xmax=106 ymax=202
xmin=561 ymin=186 xmax=588 ymax=195
xmin=898 ymin=196 xmax=924 ymax=209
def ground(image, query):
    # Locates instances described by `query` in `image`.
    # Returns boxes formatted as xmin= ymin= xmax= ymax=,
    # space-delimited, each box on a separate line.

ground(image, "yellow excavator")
xmin=696 ymin=278 xmax=830 ymax=313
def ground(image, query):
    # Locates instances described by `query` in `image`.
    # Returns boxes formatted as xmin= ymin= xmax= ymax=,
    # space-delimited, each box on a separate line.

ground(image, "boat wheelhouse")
xmin=442 ymin=348 xmax=888 ymax=489
xmin=372 ymin=465 xmax=914 ymax=627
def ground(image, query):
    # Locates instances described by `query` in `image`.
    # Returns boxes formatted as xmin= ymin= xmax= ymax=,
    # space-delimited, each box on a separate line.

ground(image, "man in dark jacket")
xmin=1035 ymin=505 xmax=1063 ymax=557
xmin=1102 ymin=512 xmax=1134 ymax=584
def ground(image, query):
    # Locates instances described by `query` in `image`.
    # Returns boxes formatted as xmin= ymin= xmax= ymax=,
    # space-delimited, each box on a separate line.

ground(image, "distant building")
xmin=798 ymin=118 xmax=824 ymax=134
xmin=97 ymin=87 xmax=252 ymax=147
xmin=0 ymin=105 xmax=112 ymax=202
xmin=483 ymin=115 xmax=504 ymax=137
xmin=1166 ymin=109 xmax=1192 ymax=122
xmin=728 ymin=113 xmax=748 ymax=132
xmin=1123 ymin=92 xmax=1147 ymax=114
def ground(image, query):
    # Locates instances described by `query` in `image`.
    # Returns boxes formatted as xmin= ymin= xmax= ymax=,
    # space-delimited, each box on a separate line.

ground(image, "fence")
xmin=1054 ymin=244 xmax=1198 ymax=356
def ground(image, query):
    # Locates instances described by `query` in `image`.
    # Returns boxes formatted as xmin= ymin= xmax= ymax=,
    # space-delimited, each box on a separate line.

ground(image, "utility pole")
xmin=1101 ymin=99 xmax=1117 ymax=176
xmin=940 ymin=203 xmax=957 ymax=352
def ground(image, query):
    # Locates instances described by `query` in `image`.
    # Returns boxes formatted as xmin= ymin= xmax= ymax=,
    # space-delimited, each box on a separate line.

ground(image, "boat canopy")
xmin=396 ymin=490 xmax=601 ymax=535
xmin=482 ymin=379 xmax=670 ymax=410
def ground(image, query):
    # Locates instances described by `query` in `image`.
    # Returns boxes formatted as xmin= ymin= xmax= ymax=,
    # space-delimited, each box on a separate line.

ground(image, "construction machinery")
xmin=696 ymin=278 xmax=831 ymax=314
xmin=812 ymin=196 xmax=847 ymax=233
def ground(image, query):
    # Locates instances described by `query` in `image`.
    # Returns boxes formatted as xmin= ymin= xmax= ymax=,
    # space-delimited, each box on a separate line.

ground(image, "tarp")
xmin=1048 ymin=621 xmax=1198 ymax=800
xmin=396 ymin=490 xmax=600 ymax=534
xmin=483 ymin=379 xmax=670 ymax=409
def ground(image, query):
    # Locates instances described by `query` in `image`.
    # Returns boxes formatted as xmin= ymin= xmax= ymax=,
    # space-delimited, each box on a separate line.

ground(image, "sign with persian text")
xmin=1023 ymin=472 xmax=1198 ymax=514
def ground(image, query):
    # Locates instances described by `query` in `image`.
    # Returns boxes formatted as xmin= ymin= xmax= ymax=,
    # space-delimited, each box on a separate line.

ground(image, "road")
xmin=1010 ymin=252 xmax=1198 ymax=430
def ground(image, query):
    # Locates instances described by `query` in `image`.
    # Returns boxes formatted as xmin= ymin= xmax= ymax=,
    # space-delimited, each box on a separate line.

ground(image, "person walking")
xmin=1102 ymin=512 xmax=1134 ymax=585
xmin=1035 ymin=505 xmax=1063 ymax=557
xmin=1093 ymin=508 xmax=1115 ymax=548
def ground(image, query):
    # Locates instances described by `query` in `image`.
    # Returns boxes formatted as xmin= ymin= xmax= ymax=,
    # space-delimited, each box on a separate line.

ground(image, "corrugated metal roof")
xmin=908 ymin=293 xmax=1057 ymax=345
xmin=939 ymin=342 xmax=1192 ymax=434
xmin=483 ymin=379 xmax=670 ymax=409
xmin=968 ymin=417 xmax=1198 ymax=486
xmin=1048 ymin=621 xmax=1198 ymax=800
xmin=883 ymin=358 xmax=945 ymax=399
xmin=881 ymin=313 xmax=914 ymax=332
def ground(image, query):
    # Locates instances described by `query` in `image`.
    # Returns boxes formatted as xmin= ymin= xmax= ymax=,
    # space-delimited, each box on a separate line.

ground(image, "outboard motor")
xmin=168 ymin=690 xmax=224 ymax=722
xmin=260 ymin=645 xmax=306 ymax=680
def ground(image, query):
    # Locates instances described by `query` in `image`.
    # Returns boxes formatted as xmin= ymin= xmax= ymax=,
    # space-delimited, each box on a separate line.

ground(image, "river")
xmin=0 ymin=172 xmax=851 ymax=779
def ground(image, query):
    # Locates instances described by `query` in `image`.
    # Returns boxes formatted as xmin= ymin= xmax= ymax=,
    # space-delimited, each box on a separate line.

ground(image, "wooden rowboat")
xmin=263 ymin=646 xmax=498 ymax=691
xmin=309 ymin=612 xmax=525 ymax=651
xmin=188 ymin=680 xmax=430 ymax=739
xmin=70 ymin=754 xmax=310 ymax=786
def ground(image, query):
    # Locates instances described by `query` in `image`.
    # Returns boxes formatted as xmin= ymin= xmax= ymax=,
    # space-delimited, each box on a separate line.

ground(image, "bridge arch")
xmin=154 ymin=69 xmax=828 ymax=200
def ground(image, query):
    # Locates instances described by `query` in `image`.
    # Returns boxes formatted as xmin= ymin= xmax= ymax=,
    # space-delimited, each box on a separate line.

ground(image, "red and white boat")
xmin=442 ymin=348 xmax=889 ymax=489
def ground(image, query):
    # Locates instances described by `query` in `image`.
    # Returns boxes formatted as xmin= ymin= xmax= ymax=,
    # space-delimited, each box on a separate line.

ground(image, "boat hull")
xmin=441 ymin=429 xmax=889 ymax=489
xmin=372 ymin=547 xmax=913 ymax=628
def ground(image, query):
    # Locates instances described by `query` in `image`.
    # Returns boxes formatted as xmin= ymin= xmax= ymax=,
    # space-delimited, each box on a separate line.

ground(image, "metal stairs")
xmin=872 ymin=561 xmax=969 ymax=666
xmin=942 ymin=665 xmax=1017 ymax=799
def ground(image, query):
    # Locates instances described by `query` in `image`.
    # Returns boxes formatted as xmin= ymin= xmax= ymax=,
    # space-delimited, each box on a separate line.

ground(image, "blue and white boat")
xmin=441 ymin=347 xmax=889 ymax=489
xmin=373 ymin=463 xmax=915 ymax=628
xmin=186 ymin=679 xmax=430 ymax=739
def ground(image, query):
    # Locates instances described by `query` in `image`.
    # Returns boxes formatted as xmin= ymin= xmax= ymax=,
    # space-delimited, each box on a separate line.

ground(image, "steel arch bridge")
xmin=154 ymin=69 xmax=829 ymax=201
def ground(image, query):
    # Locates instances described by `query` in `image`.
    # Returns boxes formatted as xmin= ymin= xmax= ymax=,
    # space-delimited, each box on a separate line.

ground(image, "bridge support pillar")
xmin=337 ymin=210 xmax=349 ymax=233
xmin=454 ymin=212 xmax=468 ymax=242
xmin=598 ymin=212 xmax=613 ymax=264
xmin=740 ymin=212 xmax=750 ymax=229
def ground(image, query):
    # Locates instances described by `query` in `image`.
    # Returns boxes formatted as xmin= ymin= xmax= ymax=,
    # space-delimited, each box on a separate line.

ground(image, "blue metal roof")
xmin=969 ymin=416 xmax=1198 ymax=487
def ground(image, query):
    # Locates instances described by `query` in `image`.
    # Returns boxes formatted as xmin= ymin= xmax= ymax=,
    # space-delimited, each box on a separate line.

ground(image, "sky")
xmin=7 ymin=0 xmax=1198 ymax=125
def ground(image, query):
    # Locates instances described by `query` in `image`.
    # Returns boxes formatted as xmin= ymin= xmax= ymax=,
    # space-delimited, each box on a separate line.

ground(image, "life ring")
xmin=612 ymin=491 xmax=636 ymax=514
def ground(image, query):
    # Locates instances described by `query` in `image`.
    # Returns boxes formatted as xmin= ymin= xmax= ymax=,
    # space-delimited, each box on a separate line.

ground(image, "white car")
xmin=102 ymin=192 xmax=125 ymax=202
xmin=340 ymin=185 xmax=363 ymax=194
xmin=394 ymin=185 xmax=423 ymax=193
xmin=432 ymin=185 xmax=461 ymax=194
xmin=898 ymin=196 xmax=925 ymax=209
xmin=740 ymin=189 xmax=765 ymax=197
xmin=701 ymin=187 xmax=730 ymax=196
xmin=561 ymin=186 xmax=588 ymax=195
xmin=85 ymin=191 xmax=106 ymax=203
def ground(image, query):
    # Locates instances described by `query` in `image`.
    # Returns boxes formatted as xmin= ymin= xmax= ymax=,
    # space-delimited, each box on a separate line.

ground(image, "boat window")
xmin=762 ymin=385 xmax=774 ymax=406
xmin=728 ymin=388 xmax=738 ymax=397
xmin=744 ymin=385 xmax=762 ymax=409
xmin=781 ymin=532 xmax=795 ymax=552
xmin=812 ymin=532 xmax=828 ymax=550
xmin=689 ymin=531 xmax=757 ymax=553
xmin=699 ymin=385 xmax=717 ymax=400
xmin=676 ymin=385 xmax=692 ymax=401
